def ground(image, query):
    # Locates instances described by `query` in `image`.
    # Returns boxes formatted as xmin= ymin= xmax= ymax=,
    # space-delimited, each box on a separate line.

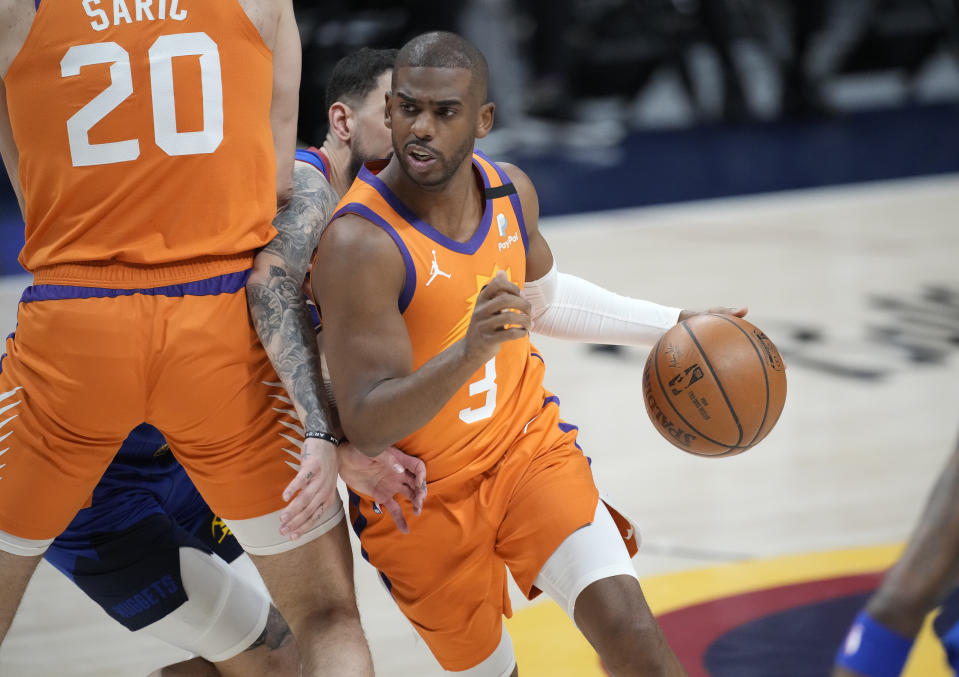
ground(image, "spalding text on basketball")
xmin=643 ymin=370 xmax=696 ymax=447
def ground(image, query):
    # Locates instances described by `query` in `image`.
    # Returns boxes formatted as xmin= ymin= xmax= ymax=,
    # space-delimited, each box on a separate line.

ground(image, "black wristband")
xmin=304 ymin=430 xmax=340 ymax=446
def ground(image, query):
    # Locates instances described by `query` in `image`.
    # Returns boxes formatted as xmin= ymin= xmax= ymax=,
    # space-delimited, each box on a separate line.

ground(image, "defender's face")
xmin=387 ymin=66 xmax=479 ymax=188
xmin=350 ymin=70 xmax=394 ymax=168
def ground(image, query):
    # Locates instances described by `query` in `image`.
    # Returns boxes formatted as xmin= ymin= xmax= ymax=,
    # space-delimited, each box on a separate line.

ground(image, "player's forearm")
xmin=866 ymin=440 xmax=959 ymax=634
xmin=339 ymin=342 xmax=485 ymax=456
xmin=523 ymin=264 xmax=681 ymax=346
xmin=247 ymin=161 xmax=340 ymax=434
xmin=248 ymin=270 xmax=332 ymax=435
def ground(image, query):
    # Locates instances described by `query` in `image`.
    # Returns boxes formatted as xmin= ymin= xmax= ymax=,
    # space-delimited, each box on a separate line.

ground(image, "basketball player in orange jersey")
xmin=0 ymin=2 xmax=375 ymax=674
xmin=314 ymin=31 xmax=746 ymax=677
xmin=21 ymin=48 xmax=412 ymax=677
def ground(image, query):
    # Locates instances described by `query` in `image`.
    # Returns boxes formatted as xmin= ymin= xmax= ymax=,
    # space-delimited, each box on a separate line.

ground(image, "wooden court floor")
xmin=0 ymin=174 xmax=957 ymax=676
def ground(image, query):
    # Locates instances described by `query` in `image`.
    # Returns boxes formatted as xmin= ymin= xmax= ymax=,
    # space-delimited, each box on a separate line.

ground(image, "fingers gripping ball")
xmin=643 ymin=314 xmax=786 ymax=457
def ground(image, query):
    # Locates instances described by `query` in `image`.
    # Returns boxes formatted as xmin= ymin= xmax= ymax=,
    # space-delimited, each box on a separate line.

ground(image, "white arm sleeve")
xmin=522 ymin=263 xmax=681 ymax=347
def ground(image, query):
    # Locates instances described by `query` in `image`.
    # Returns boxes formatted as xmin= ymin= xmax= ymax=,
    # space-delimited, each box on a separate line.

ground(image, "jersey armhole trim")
xmin=473 ymin=150 xmax=529 ymax=254
xmin=331 ymin=203 xmax=416 ymax=313
xmin=295 ymin=149 xmax=330 ymax=182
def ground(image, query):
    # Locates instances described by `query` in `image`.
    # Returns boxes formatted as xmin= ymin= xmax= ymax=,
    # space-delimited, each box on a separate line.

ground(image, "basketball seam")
xmin=652 ymin=325 xmax=740 ymax=452
xmin=712 ymin=314 xmax=772 ymax=449
xmin=682 ymin=320 xmax=745 ymax=454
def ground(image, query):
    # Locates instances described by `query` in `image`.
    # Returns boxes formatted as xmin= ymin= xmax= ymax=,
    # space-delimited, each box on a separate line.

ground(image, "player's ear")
xmin=328 ymin=102 xmax=352 ymax=143
xmin=384 ymin=91 xmax=394 ymax=130
xmin=475 ymin=102 xmax=494 ymax=139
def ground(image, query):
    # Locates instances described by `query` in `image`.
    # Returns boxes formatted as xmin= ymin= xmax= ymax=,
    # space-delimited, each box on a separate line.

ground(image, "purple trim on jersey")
xmin=474 ymin=150 xmax=529 ymax=254
xmin=35 ymin=0 xmax=41 ymax=7
xmin=332 ymin=204 xmax=416 ymax=313
xmin=347 ymin=488 xmax=394 ymax=594
xmin=295 ymin=149 xmax=331 ymax=183
xmin=0 ymin=332 xmax=11 ymax=375
xmin=530 ymin=351 xmax=544 ymax=363
xmin=474 ymin=154 xmax=493 ymax=189
xmin=543 ymin=395 xmax=560 ymax=408
xmin=558 ymin=421 xmax=583 ymax=451
xmin=356 ymin=160 xmax=494 ymax=256
xmin=306 ymin=301 xmax=322 ymax=330
xmin=20 ymin=270 xmax=251 ymax=304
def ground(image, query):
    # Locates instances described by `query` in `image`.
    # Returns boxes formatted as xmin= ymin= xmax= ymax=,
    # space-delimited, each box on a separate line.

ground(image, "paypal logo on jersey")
xmin=496 ymin=213 xmax=518 ymax=251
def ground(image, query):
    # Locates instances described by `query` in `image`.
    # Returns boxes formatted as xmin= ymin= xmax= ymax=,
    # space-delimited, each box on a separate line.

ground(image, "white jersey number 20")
xmin=60 ymin=32 xmax=223 ymax=168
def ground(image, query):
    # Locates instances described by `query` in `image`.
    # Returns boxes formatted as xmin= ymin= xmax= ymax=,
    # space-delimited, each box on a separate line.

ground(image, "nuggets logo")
xmin=210 ymin=516 xmax=232 ymax=544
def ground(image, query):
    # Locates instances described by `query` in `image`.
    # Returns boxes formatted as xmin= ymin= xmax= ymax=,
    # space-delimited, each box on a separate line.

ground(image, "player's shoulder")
xmin=492 ymin=160 xmax=539 ymax=223
xmin=236 ymin=0 xmax=293 ymax=50
xmin=322 ymin=210 xmax=399 ymax=261
xmin=292 ymin=156 xmax=333 ymax=194
xmin=0 ymin=0 xmax=35 ymax=76
xmin=495 ymin=161 xmax=532 ymax=187
xmin=315 ymin=212 xmax=407 ymax=297
xmin=0 ymin=0 xmax=33 ymax=21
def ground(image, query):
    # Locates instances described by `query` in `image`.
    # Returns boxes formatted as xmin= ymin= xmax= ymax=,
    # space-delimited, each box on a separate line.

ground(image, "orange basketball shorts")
xmin=347 ymin=398 xmax=601 ymax=671
xmin=0 ymin=271 xmax=300 ymax=544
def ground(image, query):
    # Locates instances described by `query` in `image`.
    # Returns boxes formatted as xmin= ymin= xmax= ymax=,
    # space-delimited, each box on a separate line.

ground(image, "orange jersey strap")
xmin=331 ymin=151 xmax=529 ymax=312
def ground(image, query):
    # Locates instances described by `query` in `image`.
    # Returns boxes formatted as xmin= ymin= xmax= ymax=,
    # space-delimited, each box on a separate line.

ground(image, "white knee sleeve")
xmin=139 ymin=547 xmax=270 ymax=662
xmin=445 ymin=627 xmax=516 ymax=677
xmin=533 ymin=499 xmax=639 ymax=622
xmin=0 ymin=528 xmax=53 ymax=556
xmin=224 ymin=499 xmax=345 ymax=556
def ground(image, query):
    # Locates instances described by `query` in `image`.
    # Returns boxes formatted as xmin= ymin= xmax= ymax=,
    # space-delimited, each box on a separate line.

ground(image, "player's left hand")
xmin=337 ymin=443 xmax=426 ymax=534
xmin=279 ymin=437 xmax=339 ymax=540
xmin=678 ymin=306 xmax=748 ymax=322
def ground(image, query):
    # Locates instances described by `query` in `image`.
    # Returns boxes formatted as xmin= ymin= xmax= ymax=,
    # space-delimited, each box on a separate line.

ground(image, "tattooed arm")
xmin=247 ymin=160 xmax=341 ymax=538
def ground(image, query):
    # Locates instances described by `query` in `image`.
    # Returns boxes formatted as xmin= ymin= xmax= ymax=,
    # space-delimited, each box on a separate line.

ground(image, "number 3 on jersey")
xmin=60 ymin=32 xmax=222 ymax=167
xmin=459 ymin=357 xmax=497 ymax=424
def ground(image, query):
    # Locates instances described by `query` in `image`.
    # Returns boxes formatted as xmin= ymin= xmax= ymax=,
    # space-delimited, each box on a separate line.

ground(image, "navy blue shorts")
xmin=44 ymin=424 xmax=244 ymax=631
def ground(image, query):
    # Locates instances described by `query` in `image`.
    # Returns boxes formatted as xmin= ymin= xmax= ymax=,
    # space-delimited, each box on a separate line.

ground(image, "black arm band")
xmin=304 ymin=430 xmax=340 ymax=446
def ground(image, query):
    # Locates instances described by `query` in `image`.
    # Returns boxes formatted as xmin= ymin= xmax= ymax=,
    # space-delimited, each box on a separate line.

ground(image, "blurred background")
xmin=291 ymin=0 xmax=959 ymax=211
xmin=3 ymin=0 xmax=959 ymax=264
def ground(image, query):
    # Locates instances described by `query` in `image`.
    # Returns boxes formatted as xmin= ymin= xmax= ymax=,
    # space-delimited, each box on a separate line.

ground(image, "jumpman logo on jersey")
xmin=426 ymin=250 xmax=452 ymax=287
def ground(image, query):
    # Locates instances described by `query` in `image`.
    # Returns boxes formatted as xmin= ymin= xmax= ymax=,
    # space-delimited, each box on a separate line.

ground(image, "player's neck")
xmin=383 ymin=158 xmax=484 ymax=243
xmin=319 ymin=138 xmax=352 ymax=198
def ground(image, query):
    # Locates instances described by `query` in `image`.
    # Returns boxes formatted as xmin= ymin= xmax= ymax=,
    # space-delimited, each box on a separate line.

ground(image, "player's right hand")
xmin=464 ymin=271 xmax=531 ymax=362
xmin=678 ymin=306 xmax=748 ymax=322
xmin=337 ymin=444 xmax=427 ymax=534
xmin=279 ymin=437 xmax=339 ymax=540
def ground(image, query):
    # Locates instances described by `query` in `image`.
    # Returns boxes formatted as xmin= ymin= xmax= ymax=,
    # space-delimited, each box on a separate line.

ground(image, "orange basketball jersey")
xmin=5 ymin=0 xmax=277 ymax=284
xmin=333 ymin=151 xmax=552 ymax=484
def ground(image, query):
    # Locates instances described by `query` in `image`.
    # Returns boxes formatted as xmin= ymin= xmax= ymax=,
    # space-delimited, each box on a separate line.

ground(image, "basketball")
xmin=643 ymin=314 xmax=787 ymax=457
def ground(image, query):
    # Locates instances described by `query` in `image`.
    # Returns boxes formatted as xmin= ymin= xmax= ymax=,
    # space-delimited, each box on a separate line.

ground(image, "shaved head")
xmin=395 ymin=31 xmax=489 ymax=104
